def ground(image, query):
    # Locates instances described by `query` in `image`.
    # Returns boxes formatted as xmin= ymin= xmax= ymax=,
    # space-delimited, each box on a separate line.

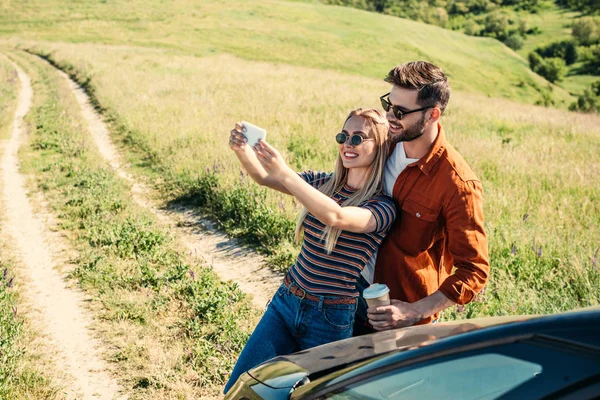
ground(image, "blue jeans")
xmin=224 ymin=281 xmax=357 ymax=393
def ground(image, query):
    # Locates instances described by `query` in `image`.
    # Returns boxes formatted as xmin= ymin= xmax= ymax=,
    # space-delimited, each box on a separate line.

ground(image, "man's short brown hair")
xmin=384 ymin=61 xmax=450 ymax=114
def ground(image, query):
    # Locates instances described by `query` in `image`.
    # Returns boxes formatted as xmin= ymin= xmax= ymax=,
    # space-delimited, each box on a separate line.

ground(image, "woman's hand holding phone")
xmin=254 ymin=140 xmax=293 ymax=182
xmin=229 ymin=122 xmax=249 ymax=153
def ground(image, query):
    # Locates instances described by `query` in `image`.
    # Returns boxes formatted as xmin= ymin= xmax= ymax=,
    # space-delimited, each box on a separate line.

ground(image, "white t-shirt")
xmin=384 ymin=143 xmax=419 ymax=197
xmin=361 ymin=143 xmax=418 ymax=284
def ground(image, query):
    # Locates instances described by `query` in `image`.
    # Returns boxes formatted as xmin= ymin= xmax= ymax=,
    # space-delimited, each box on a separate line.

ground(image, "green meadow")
xmin=25 ymin=39 xmax=600 ymax=314
xmin=0 ymin=0 xmax=599 ymax=396
xmin=1 ymin=0 xmax=574 ymax=106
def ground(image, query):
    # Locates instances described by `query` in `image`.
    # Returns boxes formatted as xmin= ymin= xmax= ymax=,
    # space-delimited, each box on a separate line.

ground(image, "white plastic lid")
xmin=362 ymin=283 xmax=390 ymax=299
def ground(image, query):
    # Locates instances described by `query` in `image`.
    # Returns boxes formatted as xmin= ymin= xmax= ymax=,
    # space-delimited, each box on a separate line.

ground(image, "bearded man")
xmin=356 ymin=61 xmax=490 ymax=333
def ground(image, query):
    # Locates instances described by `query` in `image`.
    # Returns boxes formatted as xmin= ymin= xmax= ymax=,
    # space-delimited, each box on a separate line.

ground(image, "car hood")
xmin=249 ymin=315 xmax=532 ymax=389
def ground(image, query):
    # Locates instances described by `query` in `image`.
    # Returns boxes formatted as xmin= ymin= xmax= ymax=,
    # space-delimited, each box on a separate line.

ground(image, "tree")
xmin=557 ymin=0 xmax=599 ymax=14
xmin=528 ymin=53 xmax=567 ymax=83
xmin=534 ymin=40 xmax=578 ymax=65
xmin=528 ymin=51 xmax=544 ymax=71
xmin=564 ymin=42 xmax=578 ymax=64
xmin=569 ymin=81 xmax=600 ymax=113
xmin=586 ymin=46 xmax=600 ymax=71
xmin=572 ymin=17 xmax=600 ymax=45
xmin=541 ymin=58 xmax=568 ymax=83
xmin=482 ymin=12 xmax=510 ymax=40
xmin=504 ymin=33 xmax=523 ymax=50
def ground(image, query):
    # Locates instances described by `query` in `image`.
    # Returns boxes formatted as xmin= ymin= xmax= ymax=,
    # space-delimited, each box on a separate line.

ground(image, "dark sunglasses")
xmin=335 ymin=132 xmax=373 ymax=146
xmin=380 ymin=92 xmax=431 ymax=120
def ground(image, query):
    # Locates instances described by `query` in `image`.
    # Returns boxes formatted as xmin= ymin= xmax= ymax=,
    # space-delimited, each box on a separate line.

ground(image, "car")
xmin=224 ymin=306 xmax=600 ymax=400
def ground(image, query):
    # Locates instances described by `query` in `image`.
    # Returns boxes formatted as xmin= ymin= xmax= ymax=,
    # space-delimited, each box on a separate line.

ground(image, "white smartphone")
xmin=241 ymin=121 xmax=266 ymax=146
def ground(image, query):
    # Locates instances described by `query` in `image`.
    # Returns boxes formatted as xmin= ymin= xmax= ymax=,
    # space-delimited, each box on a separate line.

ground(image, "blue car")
xmin=225 ymin=306 xmax=600 ymax=400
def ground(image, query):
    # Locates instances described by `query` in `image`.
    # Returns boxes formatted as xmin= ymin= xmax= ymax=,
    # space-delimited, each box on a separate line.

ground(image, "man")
xmin=358 ymin=61 xmax=489 ymax=332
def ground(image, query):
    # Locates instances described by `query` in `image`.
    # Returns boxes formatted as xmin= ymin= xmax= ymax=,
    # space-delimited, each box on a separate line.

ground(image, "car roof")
xmin=253 ymin=306 xmax=600 ymax=385
xmin=290 ymin=307 xmax=600 ymax=399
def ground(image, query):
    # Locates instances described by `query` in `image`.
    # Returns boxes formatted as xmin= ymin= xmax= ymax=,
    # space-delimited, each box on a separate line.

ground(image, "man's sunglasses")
xmin=335 ymin=132 xmax=373 ymax=146
xmin=380 ymin=93 xmax=431 ymax=120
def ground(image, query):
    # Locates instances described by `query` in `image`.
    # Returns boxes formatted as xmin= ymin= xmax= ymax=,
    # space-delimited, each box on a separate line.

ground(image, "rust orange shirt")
xmin=374 ymin=123 xmax=489 ymax=324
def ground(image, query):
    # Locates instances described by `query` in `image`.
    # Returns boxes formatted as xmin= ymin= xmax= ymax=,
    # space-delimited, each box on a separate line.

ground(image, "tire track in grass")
xmin=52 ymin=62 xmax=282 ymax=310
xmin=1 ymin=58 xmax=124 ymax=400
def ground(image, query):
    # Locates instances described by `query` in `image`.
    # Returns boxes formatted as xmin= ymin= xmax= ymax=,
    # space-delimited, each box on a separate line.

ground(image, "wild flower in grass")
xmin=239 ymin=170 xmax=246 ymax=183
xmin=475 ymin=285 xmax=488 ymax=303
xmin=522 ymin=213 xmax=529 ymax=222
xmin=215 ymin=341 xmax=224 ymax=353
xmin=531 ymin=238 xmax=542 ymax=257
xmin=2 ymin=268 xmax=6 ymax=281
xmin=211 ymin=161 xmax=222 ymax=173
xmin=7 ymin=277 xmax=13 ymax=288
xmin=510 ymin=243 xmax=517 ymax=255
xmin=189 ymin=269 xmax=196 ymax=280
xmin=456 ymin=304 xmax=465 ymax=313
xmin=592 ymin=248 xmax=599 ymax=269
xmin=278 ymin=199 xmax=285 ymax=210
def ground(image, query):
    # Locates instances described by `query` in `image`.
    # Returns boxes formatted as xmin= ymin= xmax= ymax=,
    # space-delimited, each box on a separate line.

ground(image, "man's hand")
xmin=367 ymin=299 xmax=423 ymax=331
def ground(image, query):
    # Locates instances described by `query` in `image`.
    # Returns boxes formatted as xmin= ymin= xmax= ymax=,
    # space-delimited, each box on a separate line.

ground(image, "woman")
xmin=224 ymin=108 xmax=396 ymax=393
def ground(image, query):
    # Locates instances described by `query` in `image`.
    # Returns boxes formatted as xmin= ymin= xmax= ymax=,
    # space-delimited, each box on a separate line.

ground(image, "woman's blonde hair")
xmin=294 ymin=108 xmax=389 ymax=253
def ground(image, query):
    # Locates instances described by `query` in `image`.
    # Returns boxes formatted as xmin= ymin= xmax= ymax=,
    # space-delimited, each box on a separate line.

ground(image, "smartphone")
xmin=241 ymin=121 xmax=266 ymax=146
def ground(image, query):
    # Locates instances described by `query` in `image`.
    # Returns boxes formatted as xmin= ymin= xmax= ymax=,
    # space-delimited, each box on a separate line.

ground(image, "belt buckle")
xmin=296 ymin=286 xmax=306 ymax=300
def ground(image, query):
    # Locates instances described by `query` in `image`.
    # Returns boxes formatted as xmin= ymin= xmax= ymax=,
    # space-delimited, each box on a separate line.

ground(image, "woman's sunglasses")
xmin=335 ymin=132 xmax=373 ymax=146
xmin=380 ymin=92 xmax=431 ymax=120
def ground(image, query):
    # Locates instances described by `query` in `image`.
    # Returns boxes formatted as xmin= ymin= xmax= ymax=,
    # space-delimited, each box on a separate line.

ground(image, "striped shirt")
xmin=288 ymin=171 xmax=397 ymax=297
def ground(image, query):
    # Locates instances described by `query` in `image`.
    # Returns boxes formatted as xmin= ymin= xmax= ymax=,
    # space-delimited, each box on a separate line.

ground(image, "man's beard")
xmin=396 ymin=113 xmax=426 ymax=142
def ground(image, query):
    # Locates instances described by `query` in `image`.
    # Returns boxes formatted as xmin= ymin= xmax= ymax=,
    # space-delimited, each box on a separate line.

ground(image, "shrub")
xmin=482 ymin=12 xmax=510 ymax=40
xmin=504 ymin=33 xmax=524 ymax=50
xmin=572 ymin=17 xmax=600 ymax=46
xmin=558 ymin=0 xmax=600 ymax=15
xmin=541 ymin=57 xmax=568 ymax=83
xmin=528 ymin=51 xmax=544 ymax=71
xmin=535 ymin=84 xmax=555 ymax=107
xmin=464 ymin=20 xmax=482 ymax=36
xmin=534 ymin=40 xmax=579 ymax=65
xmin=528 ymin=53 xmax=567 ymax=83
xmin=585 ymin=46 xmax=600 ymax=70
xmin=570 ymin=81 xmax=600 ymax=113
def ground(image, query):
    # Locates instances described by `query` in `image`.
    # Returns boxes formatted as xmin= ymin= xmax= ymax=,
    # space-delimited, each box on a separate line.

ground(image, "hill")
xmin=0 ymin=0 xmax=574 ymax=106
xmin=322 ymin=0 xmax=599 ymax=99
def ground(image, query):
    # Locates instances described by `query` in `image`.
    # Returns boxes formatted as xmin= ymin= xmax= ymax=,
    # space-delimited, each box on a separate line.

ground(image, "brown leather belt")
xmin=283 ymin=274 xmax=356 ymax=305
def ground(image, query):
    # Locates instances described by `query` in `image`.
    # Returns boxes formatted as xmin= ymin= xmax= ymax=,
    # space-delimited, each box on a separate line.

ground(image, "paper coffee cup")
xmin=362 ymin=283 xmax=390 ymax=308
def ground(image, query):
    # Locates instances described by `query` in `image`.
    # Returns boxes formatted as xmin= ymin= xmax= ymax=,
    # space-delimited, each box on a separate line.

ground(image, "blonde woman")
xmin=224 ymin=108 xmax=396 ymax=393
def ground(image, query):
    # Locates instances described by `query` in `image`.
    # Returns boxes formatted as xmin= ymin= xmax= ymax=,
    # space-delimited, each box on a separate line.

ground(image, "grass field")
xmin=0 ymin=0 xmax=598 ymax=396
xmin=21 ymin=40 xmax=600 ymax=319
xmin=5 ymin=48 xmax=260 ymax=398
xmin=0 ymin=0 xmax=575 ymax=106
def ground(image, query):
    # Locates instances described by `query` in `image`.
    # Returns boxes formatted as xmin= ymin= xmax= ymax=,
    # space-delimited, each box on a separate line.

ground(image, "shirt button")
xmin=416 ymin=212 xmax=421 ymax=218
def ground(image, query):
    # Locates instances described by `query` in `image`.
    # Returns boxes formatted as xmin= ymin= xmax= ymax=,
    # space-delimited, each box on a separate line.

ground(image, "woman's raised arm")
xmin=254 ymin=140 xmax=378 ymax=234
